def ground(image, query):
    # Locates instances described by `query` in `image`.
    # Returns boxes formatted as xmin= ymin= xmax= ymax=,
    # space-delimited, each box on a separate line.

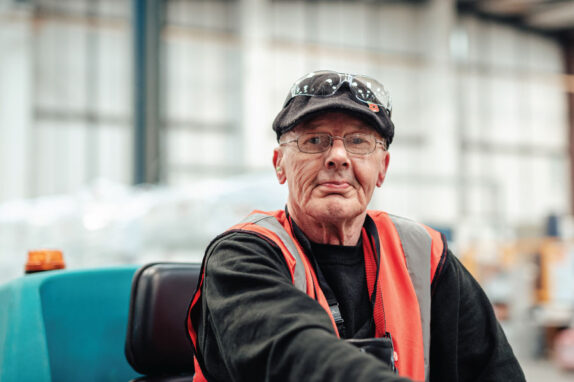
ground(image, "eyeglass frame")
xmin=283 ymin=70 xmax=393 ymax=117
xmin=279 ymin=132 xmax=388 ymax=155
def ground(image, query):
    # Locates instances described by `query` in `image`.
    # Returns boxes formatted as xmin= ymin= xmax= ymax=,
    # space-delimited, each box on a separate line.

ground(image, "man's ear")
xmin=376 ymin=151 xmax=390 ymax=187
xmin=273 ymin=147 xmax=287 ymax=184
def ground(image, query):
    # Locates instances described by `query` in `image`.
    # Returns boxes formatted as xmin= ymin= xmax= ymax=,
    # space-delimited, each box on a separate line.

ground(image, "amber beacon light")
xmin=25 ymin=249 xmax=66 ymax=274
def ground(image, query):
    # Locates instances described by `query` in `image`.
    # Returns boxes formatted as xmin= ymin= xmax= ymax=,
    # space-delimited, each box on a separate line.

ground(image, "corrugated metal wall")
xmin=0 ymin=0 xmax=569 ymax=243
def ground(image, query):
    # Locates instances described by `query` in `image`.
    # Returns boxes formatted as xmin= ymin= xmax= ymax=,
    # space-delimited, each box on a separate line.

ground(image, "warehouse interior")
xmin=1 ymin=0 xmax=574 ymax=379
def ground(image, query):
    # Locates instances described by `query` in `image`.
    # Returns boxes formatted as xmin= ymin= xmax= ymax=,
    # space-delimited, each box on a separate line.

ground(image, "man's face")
xmin=273 ymin=111 xmax=390 ymax=226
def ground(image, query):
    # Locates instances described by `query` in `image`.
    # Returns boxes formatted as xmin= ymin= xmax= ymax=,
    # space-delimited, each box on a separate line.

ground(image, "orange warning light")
xmin=25 ymin=249 xmax=66 ymax=274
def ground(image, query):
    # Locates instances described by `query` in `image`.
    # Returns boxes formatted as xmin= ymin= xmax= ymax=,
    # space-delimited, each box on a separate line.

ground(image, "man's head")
xmin=272 ymin=71 xmax=393 ymax=241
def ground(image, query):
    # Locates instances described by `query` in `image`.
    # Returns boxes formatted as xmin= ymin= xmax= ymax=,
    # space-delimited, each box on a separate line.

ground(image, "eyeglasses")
xmin=280 ymin=132 xmax=386 ymax=155
xmin=284 ymin=70 xmax=392 ymax=117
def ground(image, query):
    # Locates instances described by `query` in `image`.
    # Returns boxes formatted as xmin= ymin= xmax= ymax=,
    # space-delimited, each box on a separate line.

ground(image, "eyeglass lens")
xmin=297 ymin=133 xmax=377 ymax=154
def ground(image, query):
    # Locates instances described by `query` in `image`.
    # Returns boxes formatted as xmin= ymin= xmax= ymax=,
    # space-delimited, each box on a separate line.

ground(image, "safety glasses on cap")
xmin=284 ymin=70 xmax=392 ymax=117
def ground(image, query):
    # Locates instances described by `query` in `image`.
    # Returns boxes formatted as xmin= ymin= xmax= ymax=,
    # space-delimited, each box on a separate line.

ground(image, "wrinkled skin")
xmin=273 ymin=112 xmax=390 ymax=245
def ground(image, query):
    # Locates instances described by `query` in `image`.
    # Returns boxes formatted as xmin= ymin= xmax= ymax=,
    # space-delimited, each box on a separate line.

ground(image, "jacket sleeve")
xmin=196 ymin=232 xmax=411 ymax=382
xmin=429 ymin=251 xmax=526 ymax=381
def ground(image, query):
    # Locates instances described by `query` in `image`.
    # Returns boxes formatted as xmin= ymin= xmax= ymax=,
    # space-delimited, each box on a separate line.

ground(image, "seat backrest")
xmin=125 ymin=262 xmax=201 ymax=377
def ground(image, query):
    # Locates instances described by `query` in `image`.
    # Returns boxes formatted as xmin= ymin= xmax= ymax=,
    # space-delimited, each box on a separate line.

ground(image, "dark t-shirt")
xmin=310 ymin=240 xmax=373 ymax=339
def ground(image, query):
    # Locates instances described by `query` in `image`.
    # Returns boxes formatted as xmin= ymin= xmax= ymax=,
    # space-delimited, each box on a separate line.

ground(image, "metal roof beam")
xmin=526 ymin=1 xmax=574 ymax=30
xmin=475 ymin=0 xmax=547 ymax=17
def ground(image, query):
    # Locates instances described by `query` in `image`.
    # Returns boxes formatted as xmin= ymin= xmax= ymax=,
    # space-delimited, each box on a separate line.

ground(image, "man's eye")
xmin=348 ymin=136 xmax=367 ymax=145
xmin=305 ymin=136 xmax=324 ymax=145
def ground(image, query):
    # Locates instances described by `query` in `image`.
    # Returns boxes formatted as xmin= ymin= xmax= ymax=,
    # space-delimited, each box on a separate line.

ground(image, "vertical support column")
xmin=0 ymin=8 xmax=32 ymax=201
xmin=85 ymin=0 xmax=99 ymax=182
xmin=420 ymin=0 xmax=460 ymax=220
xmin=563 ymin=33 xmax=574 ymax=215
xmin=240 ymin=0 xmax=270 ymax=169
xmin=132 ymin=0 xmax=162 ymax=184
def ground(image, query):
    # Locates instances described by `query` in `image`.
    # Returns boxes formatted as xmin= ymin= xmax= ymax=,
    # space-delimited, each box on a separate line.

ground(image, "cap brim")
xmin=272 ymin=91 xmax=394 ymax=144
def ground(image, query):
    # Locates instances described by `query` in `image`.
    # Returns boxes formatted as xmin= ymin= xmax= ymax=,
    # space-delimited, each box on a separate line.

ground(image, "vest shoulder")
xmin=242 ymin=209 xmax=286 ymax=224
xmin=368 ymin=210 xmax=441 ymax=236
xmin=388 ymin=213 xmax=429 ymax=231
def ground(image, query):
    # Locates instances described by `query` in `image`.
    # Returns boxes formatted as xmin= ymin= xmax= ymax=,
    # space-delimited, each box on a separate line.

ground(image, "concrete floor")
xmin=519 ymin=357 xmax=574 ymax=382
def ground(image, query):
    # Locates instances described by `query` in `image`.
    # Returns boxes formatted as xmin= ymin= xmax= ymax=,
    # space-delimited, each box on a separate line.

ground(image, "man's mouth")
xmin=317 ymin=181 xmax=352 ymax=192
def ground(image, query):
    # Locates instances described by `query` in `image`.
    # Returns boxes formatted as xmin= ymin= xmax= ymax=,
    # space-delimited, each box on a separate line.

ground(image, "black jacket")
xmin=190 ymin=219 xmax=525 ymax=381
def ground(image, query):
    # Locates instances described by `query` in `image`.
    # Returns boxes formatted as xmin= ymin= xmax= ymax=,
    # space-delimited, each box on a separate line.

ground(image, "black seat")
xmin=125 ymin=262 xmax=201 ymax=381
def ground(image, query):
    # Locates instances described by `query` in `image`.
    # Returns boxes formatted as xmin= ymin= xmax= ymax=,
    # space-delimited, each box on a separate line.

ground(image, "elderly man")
xmin=187 ymin=71 xmax=525 ymax=381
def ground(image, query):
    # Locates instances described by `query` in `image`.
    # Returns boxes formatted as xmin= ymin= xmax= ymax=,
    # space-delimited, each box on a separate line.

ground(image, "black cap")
xmin=272 ymin=87 xmax=395 ymax=146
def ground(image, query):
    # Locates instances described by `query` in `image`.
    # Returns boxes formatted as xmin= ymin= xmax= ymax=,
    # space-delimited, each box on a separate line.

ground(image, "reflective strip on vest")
xmin=388 ymin=214 xmax=432 ymax=381
xmin=240 ymin=213 xmax=307 ymax=293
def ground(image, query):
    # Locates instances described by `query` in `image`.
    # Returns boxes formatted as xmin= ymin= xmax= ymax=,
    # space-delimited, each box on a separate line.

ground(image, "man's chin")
xmin=311 ymin=200 xmax=364 ymax=221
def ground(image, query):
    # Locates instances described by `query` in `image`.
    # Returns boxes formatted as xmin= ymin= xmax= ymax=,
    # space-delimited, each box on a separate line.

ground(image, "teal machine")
xmin=0 ymin=267 xmax=141 ymax=382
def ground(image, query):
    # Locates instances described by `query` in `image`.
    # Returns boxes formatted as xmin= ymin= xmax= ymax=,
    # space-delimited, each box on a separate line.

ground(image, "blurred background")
xmin=1 ymin=0 xmax=574 ymax=378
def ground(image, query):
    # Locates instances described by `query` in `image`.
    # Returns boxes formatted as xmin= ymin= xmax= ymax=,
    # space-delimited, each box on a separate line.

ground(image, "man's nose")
xmin=325 ymin=137 xmax=350 ymax=169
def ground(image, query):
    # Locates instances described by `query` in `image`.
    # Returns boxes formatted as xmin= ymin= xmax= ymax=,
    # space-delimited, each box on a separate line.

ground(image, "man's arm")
xmin=196 ymin=232 xmax=409 ymax=382
xmin=429 ymin=251 xmax=526 ymax=381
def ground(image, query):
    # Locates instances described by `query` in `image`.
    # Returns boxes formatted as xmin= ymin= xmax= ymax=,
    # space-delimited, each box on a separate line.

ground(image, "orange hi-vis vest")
xmin=188 ymin=210 xmax=446 ymax=382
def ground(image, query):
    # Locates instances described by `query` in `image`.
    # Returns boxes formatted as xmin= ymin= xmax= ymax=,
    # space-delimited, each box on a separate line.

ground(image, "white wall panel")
xmin=0 ymin=0 xmax=570 ymax=249
xmin=33 ymin=123 xmax=88 ymax=195
xmin=0 ymin=11 xmax=32 ymax=201
xmin=97 ymin=125 xmax=132 ymax=184
xmin=95 ymin=26 xmax=131 ymax=116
